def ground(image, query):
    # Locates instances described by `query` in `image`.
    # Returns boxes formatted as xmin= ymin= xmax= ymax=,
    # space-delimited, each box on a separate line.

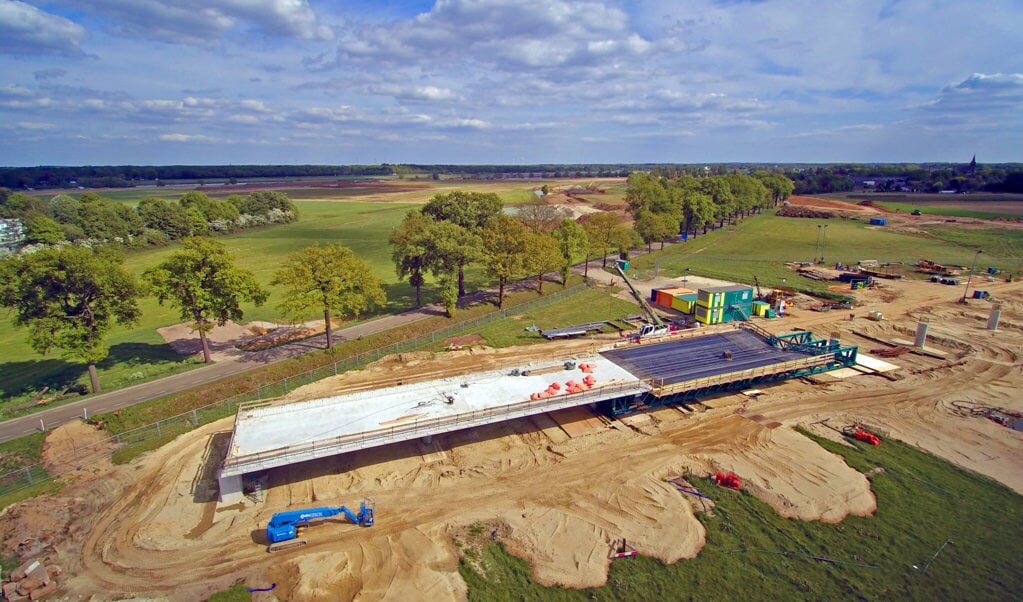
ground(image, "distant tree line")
xmin=625 ymin=171 xmax=792 ymax=242
xmin=3 ymin=162 xmax=1020 ymax=193
xmin=779 ymin=163 xmax=1023 ymax=195
xmin=0 ymin=165 xmax=395 ymax=189
xmin=0 ymin=188 xmax=297 ymax=249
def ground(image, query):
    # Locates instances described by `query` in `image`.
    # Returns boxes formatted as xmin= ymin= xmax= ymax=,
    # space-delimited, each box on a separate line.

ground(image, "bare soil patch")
xmin=787 ymin=195 xmax=876 ymax=212
xmin=3 ymin=277 xmax=1023 ymax=600
xmin=157 ymin=319 xmax=328 ymax=362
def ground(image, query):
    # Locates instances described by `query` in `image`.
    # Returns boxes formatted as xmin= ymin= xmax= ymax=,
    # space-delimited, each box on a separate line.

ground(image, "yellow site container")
xmin=751 ymin=301 xmax=770 ymax=317
xmin=697 ymin=289 xmax=726 ymax=309
xmin=695 ymin=305 xmax=723 ymax=324
xmin=671 ymin=293 xmax=698 ymax=314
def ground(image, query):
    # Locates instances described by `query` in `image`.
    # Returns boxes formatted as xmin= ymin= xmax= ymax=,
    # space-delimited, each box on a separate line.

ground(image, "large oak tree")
xmin=481 ymin=215 xmax=530 ymax=308
xmin=421 ymin=191 xmax=501 ymax=297
xmin=272 ymin=243 xmax=386 ymax=349
xmin=143 ymin=237 xmax=268 ymax=363
xmin=0 ymin=245 xmax=140 ymax=393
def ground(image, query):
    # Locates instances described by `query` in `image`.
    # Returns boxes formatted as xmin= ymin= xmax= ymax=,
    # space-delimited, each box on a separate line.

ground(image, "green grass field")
xmin=460 ymin=434 xmax=1023 ymax=601
xmin=827 ymin=192 xmax=1023 ymax=219
xmin=4 ymin=191 xmax=1022 ymax=409
xmin=471 ymin=286 xmax=638 ymax=348
xmin=0 ymin=200 xmax=421 ymax=408
xmin=624 ymin=209 xmax=1022 ymax=293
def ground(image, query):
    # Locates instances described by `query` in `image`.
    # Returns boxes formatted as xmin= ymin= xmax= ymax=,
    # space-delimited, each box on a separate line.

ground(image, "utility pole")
xmin=960 ymin=249 xmax=983 ymax=303
xmin=815 ymin=225 xmax=823 ymax=262
xmin=821 ymin=225 xmax=829 ymax=264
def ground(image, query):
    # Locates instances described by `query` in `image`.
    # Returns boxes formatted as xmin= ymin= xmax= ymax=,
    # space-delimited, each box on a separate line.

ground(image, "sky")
xmin=1 ymin=0 xmax=1021 ymax=167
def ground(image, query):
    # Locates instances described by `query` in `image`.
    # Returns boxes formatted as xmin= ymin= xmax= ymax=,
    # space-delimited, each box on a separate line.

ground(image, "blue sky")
xmin=1 ymin=0 xmax=1021 ymax=166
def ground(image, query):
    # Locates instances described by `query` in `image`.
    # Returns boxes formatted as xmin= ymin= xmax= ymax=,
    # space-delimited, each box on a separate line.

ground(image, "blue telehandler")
xmin=266 ymin=498 xmax=374 ymax=552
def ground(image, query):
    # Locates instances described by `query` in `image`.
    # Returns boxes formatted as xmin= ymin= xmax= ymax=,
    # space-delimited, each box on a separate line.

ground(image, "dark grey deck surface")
xmin=601 ymin=329 xmax=814 ymax=385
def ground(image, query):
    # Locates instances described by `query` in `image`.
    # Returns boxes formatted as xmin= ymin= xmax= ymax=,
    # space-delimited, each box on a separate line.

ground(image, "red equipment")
xmin=715 ymin=472 xmax=741 ymax=490
xmin=852 ymin=429 xmax=881 ymax=445
xmin=610 ymin=538 xmax=638 ymax=559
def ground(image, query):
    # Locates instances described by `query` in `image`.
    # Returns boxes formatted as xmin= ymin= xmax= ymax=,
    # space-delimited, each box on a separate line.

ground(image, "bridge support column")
xmin=218 ymin=472 xmax=244 ymax=504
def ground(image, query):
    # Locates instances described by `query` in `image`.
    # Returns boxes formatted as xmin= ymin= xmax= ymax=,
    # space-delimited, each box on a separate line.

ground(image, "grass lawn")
xmin=827 ymin=193 xmax=1023 ymax=220
xmin=471 ymin=286 xmax=639 ymax=348
xmin=0 ymin=200 xmax=421 ymax=408
xmin=461 ymin=434 xmax=1023 ymax=601
xmin=624 ymin=209 xmax=1021 ymax=293
xmin=873 ymin=203 xmax=1018 ymax=220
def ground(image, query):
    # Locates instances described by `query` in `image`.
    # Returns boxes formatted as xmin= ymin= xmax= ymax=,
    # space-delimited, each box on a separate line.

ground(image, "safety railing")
xmin=221 ymin=379 xmax=649 ymax=476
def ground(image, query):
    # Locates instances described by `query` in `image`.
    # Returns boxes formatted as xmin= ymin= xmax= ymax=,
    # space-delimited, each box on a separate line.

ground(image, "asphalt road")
xmin=0 ymin=307 xmax=435 ymax=444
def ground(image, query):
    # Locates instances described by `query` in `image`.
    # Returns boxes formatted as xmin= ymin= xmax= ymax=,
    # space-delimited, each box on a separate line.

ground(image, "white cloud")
xmin=1 ymin=1 xmax=1022 ymax=164
xmin=16 ymin=121 xmax=55 ymax=130
xmin=787 ymin=123 xmax=885 ymax=139
xmin=368 ymin=84 xmax=458 ymax=102
xmin=919 ymin=73 xmax=1023 ymax=113
xmin=58 ymin=0 xmax=331 ymax=45
xmin=336 ymin=0 xmax=657 ymax=72
xmin=0 ymin=84 xmax=53 ymax=108
xmin=159 ymin=133 xmax=222 ymax=142
xmin=0 ymin=1 xmax=87 ymax=56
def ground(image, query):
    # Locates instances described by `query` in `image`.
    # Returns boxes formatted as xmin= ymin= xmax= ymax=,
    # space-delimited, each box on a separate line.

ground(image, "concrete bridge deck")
xmin=218 ymin=354 xmax=647 ymax=501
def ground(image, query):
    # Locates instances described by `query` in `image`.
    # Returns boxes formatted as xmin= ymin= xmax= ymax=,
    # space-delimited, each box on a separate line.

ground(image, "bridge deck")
xmin=220 ymin=354 xmax=645 ymax=480
xmin=600 ymin=329 xmax=813 ymax=387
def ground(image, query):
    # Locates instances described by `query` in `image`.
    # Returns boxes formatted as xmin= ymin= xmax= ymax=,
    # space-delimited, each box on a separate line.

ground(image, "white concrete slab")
xmin=827 ymin=367 xmax=868 ymax=379
xmin=228 ymin=354 xmax=641 ymax=460
xmin=855 ymin=353 xmax=900 ymax=373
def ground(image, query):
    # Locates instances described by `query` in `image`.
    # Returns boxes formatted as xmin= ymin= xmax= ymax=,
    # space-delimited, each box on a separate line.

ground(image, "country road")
xmin=0 ymin=306 xmax=435 ymax=444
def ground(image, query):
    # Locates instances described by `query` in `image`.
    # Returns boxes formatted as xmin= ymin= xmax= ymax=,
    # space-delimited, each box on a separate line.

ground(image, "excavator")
xmin=266 ymin=498 xmax=374 ymax=552
xmin=613 ymin=260 xmax=670 ymax=340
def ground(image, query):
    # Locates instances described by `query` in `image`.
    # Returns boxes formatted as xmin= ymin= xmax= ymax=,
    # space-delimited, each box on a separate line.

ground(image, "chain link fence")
xmin=0 ymin=283 xmax=590 ymax=500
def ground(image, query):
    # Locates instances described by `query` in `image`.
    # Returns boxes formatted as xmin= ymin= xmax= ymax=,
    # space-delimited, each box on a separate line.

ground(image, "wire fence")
xmin=0 ymin=283 xmax=590 ymax=500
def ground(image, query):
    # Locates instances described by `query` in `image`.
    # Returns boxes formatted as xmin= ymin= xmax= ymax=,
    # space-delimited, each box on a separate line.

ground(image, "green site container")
xmin=722 ymin=303 xmax=753 ymax=323
xmin=699 ymin=285 xmax=752 ymax=309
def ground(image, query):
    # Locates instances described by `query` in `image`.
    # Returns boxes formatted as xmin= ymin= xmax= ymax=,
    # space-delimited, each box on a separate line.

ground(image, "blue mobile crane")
xmin=266 ymin=498 xmax=374 ymax=552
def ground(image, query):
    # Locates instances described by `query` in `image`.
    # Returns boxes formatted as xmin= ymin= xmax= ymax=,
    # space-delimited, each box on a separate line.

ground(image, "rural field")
xmin=0 ymin=190 xmax=1020 ymax=600
xmin=1 ymin=184 xmax=1020 ymax=411
xmin=828 ymin=192 xmax=1023 ymax=219
xmin=0 ymin=178 xmax=628 ymax=410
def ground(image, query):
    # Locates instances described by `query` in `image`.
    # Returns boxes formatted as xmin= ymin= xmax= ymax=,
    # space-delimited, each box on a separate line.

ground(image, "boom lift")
xmin=613 ymin=260 xmax=669 ymax=339
xmin=266 ymin=498 xmax=374 ymax=552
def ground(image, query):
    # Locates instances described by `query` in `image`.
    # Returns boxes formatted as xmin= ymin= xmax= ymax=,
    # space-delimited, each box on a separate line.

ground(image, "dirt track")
xmin=5 ymin=273 xmax=1023 ymax=600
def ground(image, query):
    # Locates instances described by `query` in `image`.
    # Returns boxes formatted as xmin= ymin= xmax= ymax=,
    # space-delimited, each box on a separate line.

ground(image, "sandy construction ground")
xmin=3 ymin=274 xmax=1022 ymax=601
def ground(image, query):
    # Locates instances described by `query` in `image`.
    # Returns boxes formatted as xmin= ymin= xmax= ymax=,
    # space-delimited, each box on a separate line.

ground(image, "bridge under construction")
xmin=217 ymin=323 xmax=857 ymax=503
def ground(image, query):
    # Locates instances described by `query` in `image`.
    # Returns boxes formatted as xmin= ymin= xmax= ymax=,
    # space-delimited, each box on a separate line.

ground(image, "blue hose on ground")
xmin=247 ymin=583 xmax=277 ymax=593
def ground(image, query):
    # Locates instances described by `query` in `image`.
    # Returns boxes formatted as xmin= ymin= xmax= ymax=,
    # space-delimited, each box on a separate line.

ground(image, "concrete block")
xmin=16 ymin=577 xmax=44 ymax=595
xmin=3 ymin=581 xmax=25 ymax=600
xmin=29 ymin=582 xmax=57 ymax=601
xmin=24 ymin=564 xmax=49 ymax=585
xmin=11 ymin=559 xmax=39 ymax=582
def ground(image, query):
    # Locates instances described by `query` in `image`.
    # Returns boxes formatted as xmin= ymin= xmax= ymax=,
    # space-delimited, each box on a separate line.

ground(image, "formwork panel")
xmin=601 ymin=329 xmax=814 ymax=386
